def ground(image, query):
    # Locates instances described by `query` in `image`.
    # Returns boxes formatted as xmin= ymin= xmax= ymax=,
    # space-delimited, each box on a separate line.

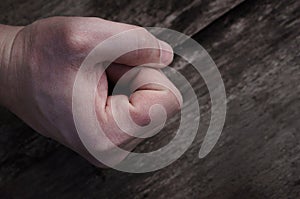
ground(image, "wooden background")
xmin=0 ymin=0 xmax=299 ymax=198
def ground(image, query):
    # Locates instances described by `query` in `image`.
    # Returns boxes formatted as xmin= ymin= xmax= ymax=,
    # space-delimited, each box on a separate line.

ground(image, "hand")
xmin=0 ymin=17 xmax=182 ymax=167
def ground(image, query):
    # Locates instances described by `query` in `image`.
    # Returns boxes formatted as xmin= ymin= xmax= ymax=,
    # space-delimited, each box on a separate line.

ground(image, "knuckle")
xmin=61 ymin=24 xmax=89 ymax=53
xmin=133 ymin=110 xmax=152 ymax=126
xmin=65 ymin=32 xmax=86 ymax=52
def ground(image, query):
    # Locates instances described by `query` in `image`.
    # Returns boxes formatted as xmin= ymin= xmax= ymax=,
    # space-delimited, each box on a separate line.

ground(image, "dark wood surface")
xmin=0 ymin=0 xmax=299 ymax=198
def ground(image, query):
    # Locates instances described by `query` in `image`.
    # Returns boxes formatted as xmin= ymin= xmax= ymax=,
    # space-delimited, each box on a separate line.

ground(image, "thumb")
xmin=103 ymin=27 xmax=174 ymax=67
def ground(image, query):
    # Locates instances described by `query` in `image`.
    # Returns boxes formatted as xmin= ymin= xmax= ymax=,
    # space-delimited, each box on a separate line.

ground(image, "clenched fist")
xmin=0 ymin=17 xmax=182 ymax=167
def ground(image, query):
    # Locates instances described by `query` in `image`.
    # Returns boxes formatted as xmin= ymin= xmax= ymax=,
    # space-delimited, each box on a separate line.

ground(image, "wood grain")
xmin=0 ymin=0 xmax=299 ymax=198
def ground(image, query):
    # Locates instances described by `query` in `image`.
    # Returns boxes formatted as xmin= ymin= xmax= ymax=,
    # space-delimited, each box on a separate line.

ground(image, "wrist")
xmin=0 ymin=25 xmax=24 ymax=110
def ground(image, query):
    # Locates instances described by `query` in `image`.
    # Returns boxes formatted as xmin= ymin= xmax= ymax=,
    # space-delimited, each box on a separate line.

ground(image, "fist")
xmin=7 ymin=17 xmax=182 ymax=167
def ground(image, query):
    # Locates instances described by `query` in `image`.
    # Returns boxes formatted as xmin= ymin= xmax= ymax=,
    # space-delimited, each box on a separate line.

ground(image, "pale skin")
xmin=0 ymin=17 xmax=181 ymax=167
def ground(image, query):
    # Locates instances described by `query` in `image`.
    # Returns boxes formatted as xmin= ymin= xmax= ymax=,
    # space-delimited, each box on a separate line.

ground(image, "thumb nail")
xmin=158 ymin=40 xmax=174 ymax=65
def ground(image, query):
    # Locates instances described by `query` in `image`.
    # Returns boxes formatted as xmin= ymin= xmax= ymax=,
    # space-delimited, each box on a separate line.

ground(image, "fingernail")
xmin=158 ymin=40 xmax=174 ymax=65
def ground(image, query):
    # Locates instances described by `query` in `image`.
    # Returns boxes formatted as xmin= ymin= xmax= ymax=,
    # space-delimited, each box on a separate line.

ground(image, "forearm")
xmin=0 ymin=24 xmax=24 ymax=109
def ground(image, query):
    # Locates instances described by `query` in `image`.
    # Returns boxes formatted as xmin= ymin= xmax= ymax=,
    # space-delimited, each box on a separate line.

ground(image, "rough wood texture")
xmin=0 ymin=0 xmax=299 ymax=198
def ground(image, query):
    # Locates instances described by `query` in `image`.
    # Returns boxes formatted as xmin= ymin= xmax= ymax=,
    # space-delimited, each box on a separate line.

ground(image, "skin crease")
xmin=0 ymin=17 xmax=182 ymax=167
